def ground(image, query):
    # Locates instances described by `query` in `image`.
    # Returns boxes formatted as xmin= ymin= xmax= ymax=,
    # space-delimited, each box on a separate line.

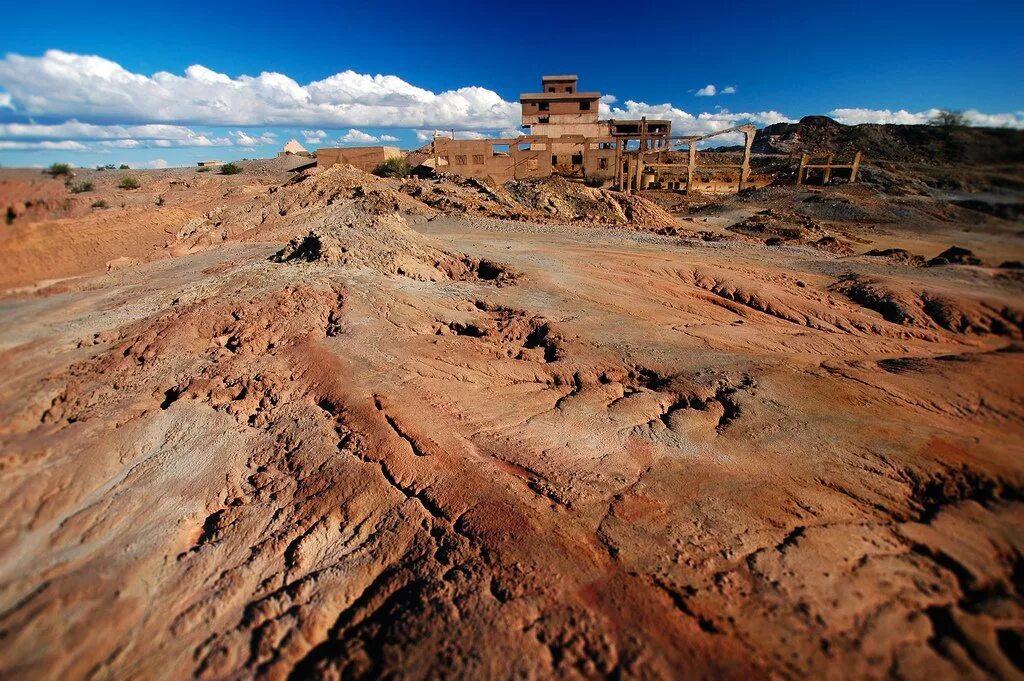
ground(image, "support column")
xmin=797 ymin=153 xmax=808 ymax=185
xmin=850 ymin=150 xmax=862 ymax=183
xmin=686 ymin=143 xmax=696 ymax=194
xmin=739 ymin=129 xmax=753 ymax=192
xmin=613 ymin=139 xmax=622 ymax=190
xmin=823 ymin=153 xmax=835 ymax=184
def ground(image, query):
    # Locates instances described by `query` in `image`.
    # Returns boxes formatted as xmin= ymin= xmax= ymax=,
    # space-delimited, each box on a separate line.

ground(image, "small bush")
xmin=70 ymin=181 xmax=94 ymax=194
xmin=156 ymin=195 xmax=165 ymax=206
xmin=220 ymin=162 xmax=242 ymax=175
xmin=91 ymin=199 xmax=109 ymax=209
xmin=197 ymin=166 xmax=211 ymax=173
xmin=118 ymin=176 xmax=140 ymax=190
xmin=96 ymin=164 xmax=116 ymax=171
xmin=375 ymin=157 xmax=412 ymax=178
xmin=6 ymin=206 xmax=16 ymax=224
xmin=119 ymin=164 xmax=130 ymax=170
xmin=45 ymin=163 xmax=72 ymax=177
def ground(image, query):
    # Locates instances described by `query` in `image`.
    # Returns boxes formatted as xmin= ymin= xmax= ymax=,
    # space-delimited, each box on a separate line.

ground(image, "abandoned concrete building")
xmin=315 ymin=74 xmax=856 ymax=193
xmin=426 ymin=75 xmax=762 ymax=193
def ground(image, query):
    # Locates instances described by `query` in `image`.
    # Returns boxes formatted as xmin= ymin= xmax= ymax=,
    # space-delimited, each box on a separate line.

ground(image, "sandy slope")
xmin=0 ymin=163 xmax=1022 ymax=680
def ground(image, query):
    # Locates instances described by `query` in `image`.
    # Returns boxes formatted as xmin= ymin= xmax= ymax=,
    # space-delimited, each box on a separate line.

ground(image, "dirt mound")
xmin=863 ymin=248 xmax=926 ymax=266
xmin=272 ymin=213 xmax=518 ymax=285
xmin=728 ymin=209 xmax=853 ymax=253
xmin=235 ymin=155 xmax=316 ymax=175
xmin=504 ymin=176 xmax=679 ymax=228
xmin=755 ymin=115 xmax=1024 ymax=164
xmin=833 ymin=274 xmax=1024 ymax=337
xmin=0 ymin=175 xmax=78 ymax=224
xmin=927 ymin=246 xmax=983 ymax=267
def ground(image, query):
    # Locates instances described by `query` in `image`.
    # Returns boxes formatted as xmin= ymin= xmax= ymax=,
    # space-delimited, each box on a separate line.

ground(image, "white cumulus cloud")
xmin=335 ymin=129 xmax=380 ymax=145
xmin=0 ymin=50 xmax=520 ymax=130
xmin=0 ymin=140 xmax=88 ymax=150
xmin=829 ymin=107 xmax=1024 ymax=129
xmin=721 ymin=86 xmax=737 ymax=94
xmin=232 ymin=130 xmax=277 ymax=147
xmin=302 ymin=129 xmax=327 ymax=144
xmin=100 ymin=139 xmax=142 ymax=148
xmin=0 ymin=120 xmax=233 ymax=147
xmin=600 ymin=98 xmax=794 ymax=143
xmin=695 ymin=85 xmax=716 ymax=97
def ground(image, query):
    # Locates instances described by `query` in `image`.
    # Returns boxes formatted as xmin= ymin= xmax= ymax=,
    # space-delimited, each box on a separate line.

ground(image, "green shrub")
xmin=5 ymin=206 xmax=15 ymax=224
xmin=91 ymin=199 xmax=109 ymax=209
xmin=375 ymin=157 xmax=412 ymax=178
xmin=96 ymin=164 xmax=116 ymax=171
xmin=156 ymin=195 xmax=165 ymax=206
xmin=45 ymin=163 xmax=72 ymax=177
xmin=119 ymin=164 xmax=130 ymax=170
xmin=220 ymin=162 xmax=242 ymax=175
xmin=70 ymin=181 xmax=94 ymax=194
xmin=118 ymin=176 xmax=140 ymax=190
xmin=197 ymin=166 xmax=211 ymax=172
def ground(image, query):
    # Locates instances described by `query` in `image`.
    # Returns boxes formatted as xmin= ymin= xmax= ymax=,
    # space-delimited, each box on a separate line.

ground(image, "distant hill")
xmin=752 ymin=116 xmax=1024 ymax=164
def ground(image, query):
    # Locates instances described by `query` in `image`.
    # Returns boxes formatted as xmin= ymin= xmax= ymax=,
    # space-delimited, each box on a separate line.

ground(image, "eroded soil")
xmin=1 ymin=162 xmax=1022 ymax=680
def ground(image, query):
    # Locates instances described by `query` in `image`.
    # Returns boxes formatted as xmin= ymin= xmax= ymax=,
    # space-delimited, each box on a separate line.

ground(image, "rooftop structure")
xmin=281 ymin=139 xmax=308 ymax=154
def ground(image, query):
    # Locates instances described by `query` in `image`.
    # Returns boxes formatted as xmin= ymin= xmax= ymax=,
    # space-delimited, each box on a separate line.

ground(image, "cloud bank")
xmin=0 ymin=50 xmax=1021 ymax=163
xmin=0 ymin=50 xmax=519 ymax=130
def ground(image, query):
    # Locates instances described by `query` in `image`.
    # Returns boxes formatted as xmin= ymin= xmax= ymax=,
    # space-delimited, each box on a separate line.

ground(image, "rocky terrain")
xmin=0 ymin=141 xmax=1022 ymax=680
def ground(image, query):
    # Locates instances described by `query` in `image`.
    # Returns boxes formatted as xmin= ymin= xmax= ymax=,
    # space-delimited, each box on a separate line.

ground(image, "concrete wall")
xmin=528 ymin=122 xmax=610 ymax=139
xmin=427 ymin=136 xmax=620 ymax=183
xmin=522 ymin=98 xmax=600 ymax=127
xmin=431 ymin=138 xmax=553 ymax=182
xmin=316 ymin=146 xmax=402 ymax=173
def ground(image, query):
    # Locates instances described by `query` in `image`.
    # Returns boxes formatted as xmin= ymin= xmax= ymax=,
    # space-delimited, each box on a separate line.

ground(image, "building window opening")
xmin=472 ymin=154 xmax=484 ymax=165
xmin=548 ymin=87 xmax=555 ymax=92
xmin=551 ymin=155 xmax=558 ymax=165
xmin=599 ymin=158 xmax=609 ymax=170
xmin=579 ymin=100 xmax=591 ymax=111
xmin=566 ymin=87 xmax=574 ymax=93
xmin=539 ymin=102 xmax=549 ymax=111
xmin=571 ymin=153 xmax=583 ymax=165
xmin=492 ymin=144 xmax=510 ymax=156
xmin=455 ymin=155 xmax=467 ymax=165
xmin=518 ymin=143 xmax=531 ymax=151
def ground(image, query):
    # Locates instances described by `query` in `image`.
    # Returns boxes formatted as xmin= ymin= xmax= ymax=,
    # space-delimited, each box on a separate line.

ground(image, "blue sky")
xmin=1 ymin=0 xmax=1022 ymax=168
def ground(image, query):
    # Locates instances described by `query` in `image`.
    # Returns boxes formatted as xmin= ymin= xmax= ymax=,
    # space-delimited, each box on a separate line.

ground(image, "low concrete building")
xmin=197 ymin=160 xmax=224 ymax=168
xmin=316 ymin=146 xmax=402 ymax=173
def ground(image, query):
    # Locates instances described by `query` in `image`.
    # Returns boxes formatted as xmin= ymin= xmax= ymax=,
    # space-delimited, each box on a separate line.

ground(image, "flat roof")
xmin=520 ymin=91 xmax=601 ymax=101
xmin=541 ymin=74 xmax=578 ymax=80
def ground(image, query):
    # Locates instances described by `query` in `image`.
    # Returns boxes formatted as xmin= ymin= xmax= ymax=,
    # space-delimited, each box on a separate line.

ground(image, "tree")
xmin=930 ymin=110 xmax=967 ymax=128
xmin=118 ymin=176 xmax=140 ymax=190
